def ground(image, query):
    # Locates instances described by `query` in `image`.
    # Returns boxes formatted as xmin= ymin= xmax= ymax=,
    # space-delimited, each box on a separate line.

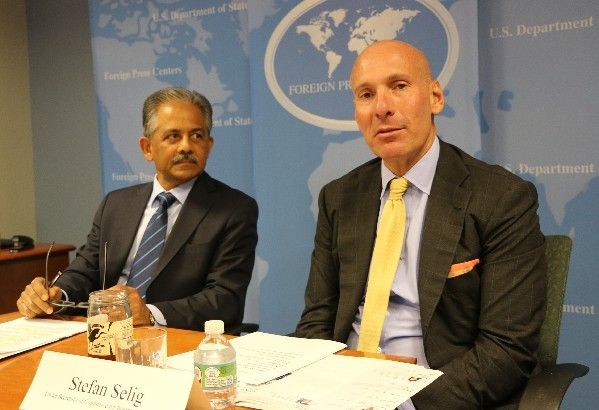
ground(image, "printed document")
xmin=230 ymin=331 xmax=347 ymax=385
xmin=167 ymin=331 xmax=442 ymax=409
xmin=236 ymin=354 xmax=443 ymax=410
xmin=167 ymin=331 xmax=346 ymax=385
xmin=0 ymin=317 xmax=86 ymax=359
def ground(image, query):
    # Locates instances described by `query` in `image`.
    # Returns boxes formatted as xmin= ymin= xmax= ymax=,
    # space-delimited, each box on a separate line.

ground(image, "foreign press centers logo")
xmin=265 ymin=0 xmax=459 ymax=131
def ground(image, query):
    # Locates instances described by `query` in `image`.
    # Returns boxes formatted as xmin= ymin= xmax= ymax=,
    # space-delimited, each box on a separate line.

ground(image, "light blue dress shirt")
xmin=347 ymin=138 xmax=440 ymax=409
xmin=118 ymin=175 xmax=198 ymax=325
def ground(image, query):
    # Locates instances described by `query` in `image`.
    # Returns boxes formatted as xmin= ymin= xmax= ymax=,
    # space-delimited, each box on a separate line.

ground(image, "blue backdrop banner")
xmin=88 ymin=1 xmax=597 ymax=407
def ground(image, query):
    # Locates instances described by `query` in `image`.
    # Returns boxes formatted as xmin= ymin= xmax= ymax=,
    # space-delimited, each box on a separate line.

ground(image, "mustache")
xmin=172 ymin=153 xmax=199 ymax=165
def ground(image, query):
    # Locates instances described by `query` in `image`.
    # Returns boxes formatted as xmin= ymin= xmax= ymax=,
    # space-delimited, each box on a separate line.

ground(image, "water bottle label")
xmin=195 ymin=361 xmax=237 ymax=390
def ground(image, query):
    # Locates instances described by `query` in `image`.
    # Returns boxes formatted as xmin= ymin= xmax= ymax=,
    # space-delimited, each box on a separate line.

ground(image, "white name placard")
xmin=21 ymin=351 xmax=194 ymax=410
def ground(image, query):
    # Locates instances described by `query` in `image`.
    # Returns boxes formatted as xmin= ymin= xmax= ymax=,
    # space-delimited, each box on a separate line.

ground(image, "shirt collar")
xmin=379 ymin=136 xmax=440 ymax=198
xmin=150 ymin=175 xmax=198 ymax=206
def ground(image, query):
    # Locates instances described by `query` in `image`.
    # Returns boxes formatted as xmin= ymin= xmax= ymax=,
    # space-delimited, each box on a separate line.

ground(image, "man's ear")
xmin=139 ymin=136 xmax=153 ymax=161
xmin=430 ymin=80 xmax=445 ymax=115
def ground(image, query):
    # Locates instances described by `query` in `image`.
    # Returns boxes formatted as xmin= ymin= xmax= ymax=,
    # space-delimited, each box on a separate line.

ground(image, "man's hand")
xmin=17 ymin=277 xmax=63 ymax=318
xmin=110 ymin=285 xmax=152 ymax=326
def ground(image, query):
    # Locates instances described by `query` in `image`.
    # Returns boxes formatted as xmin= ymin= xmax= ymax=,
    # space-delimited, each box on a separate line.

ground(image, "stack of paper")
xmin=167 ymin=331 xmax=345 ymax=380
xmin=0 ymin=317 xmax=87 ymax=359
xmin=237 ymin=354 xmax=442 ymax=410
xmin=230 ymin=331 xmax=347 ymax=385
xmin=167 ymin=331 xmax=442 ymax=410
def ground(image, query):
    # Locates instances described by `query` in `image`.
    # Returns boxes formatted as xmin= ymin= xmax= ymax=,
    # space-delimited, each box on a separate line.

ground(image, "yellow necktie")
xmin=358 ymin=177 xmax=409 ymax=352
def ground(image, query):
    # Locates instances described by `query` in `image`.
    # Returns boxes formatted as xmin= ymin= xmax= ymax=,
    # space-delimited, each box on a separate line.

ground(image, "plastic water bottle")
xmin=194 ymin=320 xmax=237 ymax=409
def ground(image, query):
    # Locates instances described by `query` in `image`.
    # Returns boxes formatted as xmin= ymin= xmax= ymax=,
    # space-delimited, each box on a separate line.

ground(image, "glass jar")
xmin=87 ymin=289 xmax=133 ymax=360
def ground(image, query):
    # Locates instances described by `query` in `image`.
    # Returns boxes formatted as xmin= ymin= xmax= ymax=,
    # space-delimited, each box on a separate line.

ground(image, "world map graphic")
xmin=296 ymin=7 xmax=420 ymax=78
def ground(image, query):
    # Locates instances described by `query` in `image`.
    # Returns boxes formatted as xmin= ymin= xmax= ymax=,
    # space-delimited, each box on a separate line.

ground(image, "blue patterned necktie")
xmin=127 ymin=192 xmax=177 ymax=299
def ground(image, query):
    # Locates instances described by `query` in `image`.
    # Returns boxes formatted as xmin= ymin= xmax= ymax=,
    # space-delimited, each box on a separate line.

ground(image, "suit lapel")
xmin=107 ymin=183 xmax=152 ymax=282
xmin=152 ymin=173 xmax=214 ymax=278
xmin=418 ymin=142 xmax=471 ymax=337
xmin=340 ymin=160 xmax=382 ymax=318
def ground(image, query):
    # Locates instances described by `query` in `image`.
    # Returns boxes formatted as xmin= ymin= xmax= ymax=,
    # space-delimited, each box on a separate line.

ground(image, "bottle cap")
xmin=204 ymin=320 xmax=225 ymax=334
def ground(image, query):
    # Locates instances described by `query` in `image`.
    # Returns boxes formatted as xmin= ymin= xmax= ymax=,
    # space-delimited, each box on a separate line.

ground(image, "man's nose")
xmin=178 ymin=135 xmax=192 ymax=151
xmin=375 ymin=89 xmax=394 ymax=118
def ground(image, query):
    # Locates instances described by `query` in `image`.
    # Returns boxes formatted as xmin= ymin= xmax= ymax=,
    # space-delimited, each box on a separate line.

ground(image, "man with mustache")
xmin=295 ymin=41 xmax=546 ymax=408
xmin=17 ymin=87 xmax=258 ymax=332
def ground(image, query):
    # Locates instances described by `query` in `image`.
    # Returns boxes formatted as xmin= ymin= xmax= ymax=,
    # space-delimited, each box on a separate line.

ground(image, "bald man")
xmin=296 ymin=40 xmax=546 ymax=409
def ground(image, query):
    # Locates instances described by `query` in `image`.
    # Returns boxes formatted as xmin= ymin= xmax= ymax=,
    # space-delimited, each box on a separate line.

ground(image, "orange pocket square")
xmin=448 ymin=259 xmax=480 ymax=278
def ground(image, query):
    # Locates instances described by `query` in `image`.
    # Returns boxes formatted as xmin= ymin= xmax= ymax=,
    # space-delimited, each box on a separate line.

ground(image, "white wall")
xmin=27 ymin=0 xmax=102 ymax=246
xmin=0 ymin=0 xmax=37 ymax=239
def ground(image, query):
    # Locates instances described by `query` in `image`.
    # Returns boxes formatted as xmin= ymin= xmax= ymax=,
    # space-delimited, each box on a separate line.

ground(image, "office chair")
xmin=239 ymin=322 xmax=259 ymax=335
xmin=518 ymin=235 xmax=589 ymax=409
xmin=224 ymin=323 xmax=258 ymax=336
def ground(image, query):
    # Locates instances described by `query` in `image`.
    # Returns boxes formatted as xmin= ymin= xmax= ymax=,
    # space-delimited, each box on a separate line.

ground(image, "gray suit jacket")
xmin=296 ymin=140 xmax=546 ymax=408
xmin=56 ymin=172 xmax=258 ymax=332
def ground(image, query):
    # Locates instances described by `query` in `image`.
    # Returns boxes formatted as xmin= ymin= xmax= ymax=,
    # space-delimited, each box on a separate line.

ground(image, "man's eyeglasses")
xmin=45 ymin=241 xmax=108 ymax=309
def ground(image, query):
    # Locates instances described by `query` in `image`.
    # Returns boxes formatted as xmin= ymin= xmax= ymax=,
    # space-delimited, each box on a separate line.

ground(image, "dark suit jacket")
xmin=295 ymin=140 xmax=546 ymax=408
xmin=56 ymin=172 xmax=258 ymax=332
